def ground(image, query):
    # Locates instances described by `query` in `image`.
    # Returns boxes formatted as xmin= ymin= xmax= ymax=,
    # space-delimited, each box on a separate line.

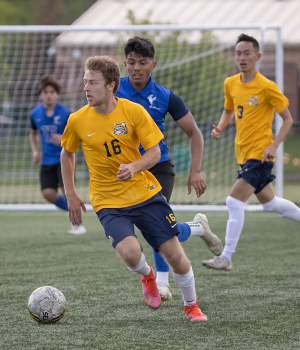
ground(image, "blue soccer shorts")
xmin=96 ymin=192 xmax=179 ymax=252
xmin=237 ymin=158 xmax=276 ymax=194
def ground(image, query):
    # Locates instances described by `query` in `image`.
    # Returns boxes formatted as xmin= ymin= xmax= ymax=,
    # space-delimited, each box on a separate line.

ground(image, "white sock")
xmin=186 ymin=221 xmax=204 ymax=236
xmin=263 ymin=196 xmax=300 ymax=222
xmin=172 ymin=266 xmax=196 ymax=306
xmin=126 ymin=253 xmax=151 ymax=276
xmin=222 ymin=196 xmax=245 ymax=262
xmin=156 ymin=271 xmax=169 ymax=287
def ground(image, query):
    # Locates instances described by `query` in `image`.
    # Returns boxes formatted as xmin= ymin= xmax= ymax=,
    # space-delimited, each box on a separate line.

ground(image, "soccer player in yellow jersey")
xmin=202 ymin=33 xmax=300 ymax=271
xmin=60 ymin=56 xmax=207 ymax=321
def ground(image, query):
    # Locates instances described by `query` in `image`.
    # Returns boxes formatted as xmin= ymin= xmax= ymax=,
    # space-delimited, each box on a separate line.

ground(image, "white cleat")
xmin=68 ymin=224 xmax=86 ymax=235
xmin=193 ymin=213 xmax=223 ymax=256
xmin=202 ymin=255 xmax=232 ymax=271
xmin=157 ymin=282 xmax=172 ymax=303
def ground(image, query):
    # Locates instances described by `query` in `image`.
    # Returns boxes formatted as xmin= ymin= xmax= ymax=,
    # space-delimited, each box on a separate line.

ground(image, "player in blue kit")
xmin=116 ymin=37 xmax=222 ymax=301
xmin=29 ymin=75 xmax=86 ymax=235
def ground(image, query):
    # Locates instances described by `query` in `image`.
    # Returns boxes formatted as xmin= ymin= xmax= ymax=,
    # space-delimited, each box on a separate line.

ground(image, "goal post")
xmin=0 ymin=24 xmax=283 ymax=209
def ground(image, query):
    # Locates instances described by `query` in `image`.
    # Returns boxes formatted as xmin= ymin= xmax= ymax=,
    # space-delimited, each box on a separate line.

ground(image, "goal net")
xmin=0 ymin=25 xmax=283 ymax=207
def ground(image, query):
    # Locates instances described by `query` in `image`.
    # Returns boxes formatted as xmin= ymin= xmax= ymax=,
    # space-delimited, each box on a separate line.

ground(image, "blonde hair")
xmin=85 ymin=56 xmax=120 ymax=94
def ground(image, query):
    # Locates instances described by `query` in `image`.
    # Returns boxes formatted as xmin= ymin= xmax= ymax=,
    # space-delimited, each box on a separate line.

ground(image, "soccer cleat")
xmin=202 ymin=255 xmax=232 ymax=271
xmin=184 ymin=301 xmax=207 ymax=322
xmin=157 ymin=282 xmax=172 ymax=303
xmin=193 ymin=213 xmax=223 ymax=256
xmin=68 ymin=224 xmax=86 ymax=235
xmin=141 ymin=266 xmax=161 ymax=309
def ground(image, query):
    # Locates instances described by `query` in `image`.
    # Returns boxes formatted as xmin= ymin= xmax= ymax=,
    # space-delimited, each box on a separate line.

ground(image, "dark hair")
xmin=124 ymin=36 xmax=155 ymax=59
xmin=38 ymin=75 xmax=62 ymax=94
xmin=85 ymin=55 xmax=120 ymax=94
xmin=236 ymin=33 xmax=259 ymax=51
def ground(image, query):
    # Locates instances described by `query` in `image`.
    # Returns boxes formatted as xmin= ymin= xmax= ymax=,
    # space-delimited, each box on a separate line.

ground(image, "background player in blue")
xmin=116 ymin=36 xmax=222 ymax=302
xmin=29 ymin=75 xmax=86 ymax=235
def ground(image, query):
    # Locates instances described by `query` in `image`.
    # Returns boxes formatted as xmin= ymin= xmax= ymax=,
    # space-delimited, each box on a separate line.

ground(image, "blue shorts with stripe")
xmin=237 ymin=159 xmax=276 ymax=194
xmin=96 ymin=192 xmax=179 ymax=252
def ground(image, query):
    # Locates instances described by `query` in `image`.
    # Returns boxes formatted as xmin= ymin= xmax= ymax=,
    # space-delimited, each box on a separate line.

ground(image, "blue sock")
xmin=177 ymin=222 xmax=191 ymax=243
xmin=152 ymin=248 xmax=169 ymax=272
xmin=54 ymin=193 xmax=68 ymax=211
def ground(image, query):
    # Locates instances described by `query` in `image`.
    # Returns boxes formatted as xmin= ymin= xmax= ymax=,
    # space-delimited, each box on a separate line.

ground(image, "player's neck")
xmin=93 ymin=96 xmax=118 ymax=115
xmin=44 ymin=102 xmax=56 ymax=117
xmin=240 ymin=69 xmax=257 ymax=84
xmin=128 ymin=77 xmax=150 ymax=92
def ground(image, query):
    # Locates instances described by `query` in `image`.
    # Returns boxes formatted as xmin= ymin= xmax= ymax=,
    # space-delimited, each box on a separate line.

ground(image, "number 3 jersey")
xmin=61 ymin=97 xmax=163 ymax=212
xmin=224 ymin=71 xmax=289 ymax=165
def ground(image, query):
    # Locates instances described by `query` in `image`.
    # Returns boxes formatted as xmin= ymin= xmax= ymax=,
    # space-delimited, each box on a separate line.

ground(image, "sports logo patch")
xmin=147 ymin=94 xmax=161 ymax=110
xmin=247 ymin=95 xmax=258 ymax=106
xmin=53 ymin=115 xmax=62 ymax=125
xmin=112 ymin=122 xmax=128 ymax=136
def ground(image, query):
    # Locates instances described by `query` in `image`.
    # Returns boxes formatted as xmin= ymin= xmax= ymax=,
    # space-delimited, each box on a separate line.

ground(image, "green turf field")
xmin=0 ymin=211 xmax=299 ymax=350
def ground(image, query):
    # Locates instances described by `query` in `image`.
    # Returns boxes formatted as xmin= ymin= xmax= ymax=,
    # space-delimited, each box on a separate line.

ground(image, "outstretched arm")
xmin=176 ymin=111 xmax=206 ymax=197
xmin=117 ymin=144 xmax=161 ymax=181
xmin=61 ymin=147 xmax=87 ymax=225
xmin=211 ymin=108 xmax=235 ymax=140
xmin=262 ymin=107 xmax=293 ymax=163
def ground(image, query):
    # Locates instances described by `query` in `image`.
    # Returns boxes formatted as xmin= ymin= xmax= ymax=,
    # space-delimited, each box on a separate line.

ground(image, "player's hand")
xmin=187 ymin=171 xmax=207 ymax=197
xmin=262 ymin=143 xmax=278 ymax=163
xmin=117 ymin=164 xmax=134 ymax=181
xmin=211 ymin=124 xmax=222 ymax=140
xmin=32 ymin=151 xmax=41 ymax=163
xmin=65 ymin=192 xmax=87 ymax=226
xmin=52 ymin=134 xmax=62 ymax=146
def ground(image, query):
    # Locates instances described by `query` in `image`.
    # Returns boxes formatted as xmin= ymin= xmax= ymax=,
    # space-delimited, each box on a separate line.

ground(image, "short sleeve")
xmin=224 ymin=78 xmax=234 ymax=110
xmin=266 ymin=81 xmax=289 ymax=114
xmin=134 ymin=105 xmax=164 ymax=150
xmin=167 ymin=91 xmax=189 ymax=121
xmin=61 ymin=116 xmax=80 ymax=152
xmin=30 ymin=117 xmax=37 ymax=130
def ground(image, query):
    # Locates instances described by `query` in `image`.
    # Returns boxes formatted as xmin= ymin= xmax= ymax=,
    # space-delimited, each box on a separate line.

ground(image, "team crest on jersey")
xmin=247 ymin=95 xmax=258 ymax=106
xmin=147 ymin=94 xmax=161 ymax=110
xmin=53 ymin=115 xmax=62 ymax=125
xmin=112 ymin=122 xmax=128 ymax=136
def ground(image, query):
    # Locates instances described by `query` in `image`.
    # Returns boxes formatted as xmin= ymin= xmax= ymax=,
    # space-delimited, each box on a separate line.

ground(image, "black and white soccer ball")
xmin=28 ymin=286 xmax=67 ymax=323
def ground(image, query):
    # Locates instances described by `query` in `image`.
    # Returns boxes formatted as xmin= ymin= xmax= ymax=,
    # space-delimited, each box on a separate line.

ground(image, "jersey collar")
xmin=124 ymin=75 xmax=155 ymax=98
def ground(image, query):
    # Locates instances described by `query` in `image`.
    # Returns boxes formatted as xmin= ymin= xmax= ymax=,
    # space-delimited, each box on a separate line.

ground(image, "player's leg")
xmin=97 ymin=208 xmax=161 ymax=310
xmin=149 ymin=161 xmax=222 ymax=300
xmin=257 ymin=183 xmax=300 ymax=221
xmin=202 ymin=177 xmax=254 ymax=271
xmin=134 ymin=193 xmax=206 ymax=321
xmin=159 ymin=237 xmax=207 ymax=321
xmin=40 ymin=164 xmax=67 ymax=208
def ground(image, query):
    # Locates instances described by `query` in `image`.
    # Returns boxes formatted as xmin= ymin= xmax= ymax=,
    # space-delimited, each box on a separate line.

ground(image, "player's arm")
xmin=211 ymin=108 xmax=235 ymax=140
xmin=117 ymin=144 xmax=161 ymax=181
xmin=29 ymin=128 xmax=41 ymax=163
xmin=176 ymin=112 xmax=207 ymax=197
xmin=262 ymin=107 xmax=293 ymax=163
xmin=61 ymin=147 xmax=87 ymax=224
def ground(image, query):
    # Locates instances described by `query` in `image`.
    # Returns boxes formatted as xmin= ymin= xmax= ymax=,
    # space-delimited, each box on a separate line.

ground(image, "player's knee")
xmin=262 ymin=196 xmax=278 ymax=212
xmin=226 ymin=196 xmax=244 ymax=209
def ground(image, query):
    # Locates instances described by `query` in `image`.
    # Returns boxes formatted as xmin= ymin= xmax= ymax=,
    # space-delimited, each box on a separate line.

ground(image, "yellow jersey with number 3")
xmin=224 ymin=71 xmax=289 ymax=164
xmin=61 ymin=97 xmax=163 ymax=212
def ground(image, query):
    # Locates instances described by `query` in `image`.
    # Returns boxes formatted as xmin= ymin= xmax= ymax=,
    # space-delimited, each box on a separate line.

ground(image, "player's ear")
xmin=151 ymin=60 xmax=157 ymax=73
xmin=256 ymin=52 xmax=262 ymax=61
xmin=124 ymin=60 xmax=128 ymax=71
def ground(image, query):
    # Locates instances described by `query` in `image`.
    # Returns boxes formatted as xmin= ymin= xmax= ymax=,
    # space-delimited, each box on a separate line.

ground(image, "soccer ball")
xmin=28 ymin=286 xmax=67 ymax=323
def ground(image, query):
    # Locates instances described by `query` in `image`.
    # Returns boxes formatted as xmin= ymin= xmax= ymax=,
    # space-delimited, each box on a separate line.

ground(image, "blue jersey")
xmin=30 ymin=102 xmax=70 ymax=165
xmin=116 ymin=76 xmax=189 ymax=163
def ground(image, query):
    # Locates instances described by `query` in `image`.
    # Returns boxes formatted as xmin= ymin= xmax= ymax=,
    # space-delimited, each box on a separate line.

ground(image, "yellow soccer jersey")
xmin=61 ymin=97 xmax=163 ymax=212
xmin=224 ymin=71 xmax=289 ymax=164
